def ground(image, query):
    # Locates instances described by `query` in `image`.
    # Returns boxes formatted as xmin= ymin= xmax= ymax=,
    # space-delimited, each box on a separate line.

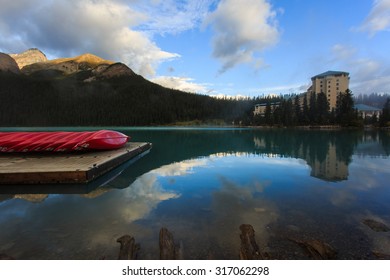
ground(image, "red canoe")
xmin=0 ymin=130 xmax=129 ymax=152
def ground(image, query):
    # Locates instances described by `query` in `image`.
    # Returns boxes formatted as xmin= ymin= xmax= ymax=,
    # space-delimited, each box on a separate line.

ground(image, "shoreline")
xmin=1 ymin=124 xmax=389 ymax=131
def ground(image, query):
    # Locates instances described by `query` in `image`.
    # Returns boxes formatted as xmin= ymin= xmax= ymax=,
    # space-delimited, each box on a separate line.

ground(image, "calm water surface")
xmin=1 ymin=128 xmax=390 ymax=259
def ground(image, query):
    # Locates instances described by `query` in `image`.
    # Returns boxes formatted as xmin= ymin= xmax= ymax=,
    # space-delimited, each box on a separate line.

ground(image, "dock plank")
xmin=0 ymin=142 xmax=151 ymax=184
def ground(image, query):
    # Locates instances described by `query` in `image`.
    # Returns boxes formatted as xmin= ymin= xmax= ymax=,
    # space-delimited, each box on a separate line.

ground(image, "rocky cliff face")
xmin=102 ymin=63 xmax=135 ymax=77
xmin=21 ymin=52 xmax=117 ymax=76
xmin=84 ymin=63 xmax=135 ymax=82
xmin=10 ymin=48 xmax=47 ymax=69
xmin=5 ymin=49 xmax=136 ymax=80
xmin=0 ymin=53 xmax=20 ymax=73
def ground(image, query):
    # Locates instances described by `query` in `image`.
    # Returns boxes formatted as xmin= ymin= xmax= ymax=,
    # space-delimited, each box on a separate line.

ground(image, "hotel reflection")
xmin=308 ymin=143 xmax=348 ymax=181
xmin=254 ymin=137 xmax=348 ymax=182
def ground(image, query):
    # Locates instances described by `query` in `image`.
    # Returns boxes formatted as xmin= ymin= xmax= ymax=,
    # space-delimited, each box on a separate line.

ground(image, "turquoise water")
xmin=1 ymin=128 xmax=390 ymax=259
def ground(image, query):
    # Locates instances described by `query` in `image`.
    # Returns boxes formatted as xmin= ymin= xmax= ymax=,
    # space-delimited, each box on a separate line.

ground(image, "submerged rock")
xmin=0 ymin=253 xmax=15 ymax=260
xmin=372 ymin=251 xmax=390 ymax=260
xmin=288 ymin=238 xmax=337 ymax=260
xmin=363 ymin=219 xmax=390 ymax=232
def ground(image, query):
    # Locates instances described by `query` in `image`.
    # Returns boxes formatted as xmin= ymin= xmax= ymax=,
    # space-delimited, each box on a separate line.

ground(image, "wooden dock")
xmin=0 ymin=142 xmax=151 ymax=184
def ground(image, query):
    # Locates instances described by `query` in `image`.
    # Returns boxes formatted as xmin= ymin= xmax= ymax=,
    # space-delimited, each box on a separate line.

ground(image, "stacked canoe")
xmin=0 ymin=130 xmax=129 ymax=153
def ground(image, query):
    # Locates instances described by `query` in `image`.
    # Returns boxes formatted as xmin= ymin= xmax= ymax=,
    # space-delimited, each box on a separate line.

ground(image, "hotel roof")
xmin=311 ymin=71 xmax=349 ymax=79
xmin=354 ymin=104 xmax=381 ymax=111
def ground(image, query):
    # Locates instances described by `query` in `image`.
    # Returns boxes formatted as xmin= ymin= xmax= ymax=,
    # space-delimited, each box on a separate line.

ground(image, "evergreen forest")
xmin=1 ymin=70 xmax=390 ymax=127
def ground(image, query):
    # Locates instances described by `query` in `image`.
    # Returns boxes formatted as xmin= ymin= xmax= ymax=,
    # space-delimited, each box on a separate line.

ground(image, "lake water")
xmin=1 ymin=128 xmax=390 ymax=259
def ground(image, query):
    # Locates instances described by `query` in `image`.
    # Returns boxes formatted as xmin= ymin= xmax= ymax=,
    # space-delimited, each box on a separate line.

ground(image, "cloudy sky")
xmin=1 ymin=0 xmax=389 ymax=97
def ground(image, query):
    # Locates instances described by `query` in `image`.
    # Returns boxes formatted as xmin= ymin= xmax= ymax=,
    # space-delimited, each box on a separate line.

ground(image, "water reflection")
xmin=1 ymin=128 xmax=390 ymax=259
xmin=0 ymin=174 xmax=179 ymax=259
xmin=208 ymin=177 xmax=278 ymax=259
xmin=128 ymin=154 xmax=286 ymax=259
xmin=254 ymin=136 xmax=349 ymax=181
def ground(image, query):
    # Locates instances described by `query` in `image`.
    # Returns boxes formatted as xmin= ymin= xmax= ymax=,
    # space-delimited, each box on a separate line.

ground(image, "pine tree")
xmin=380 ymin=98 xmax=390 ymax=127
xmin=309 ymin=92 xmax=317 ymax=123
xmin=283 ymin=99 xmax=294 ymax=126
xmin=335 ymin=89 xmax=359 ymax=126
xmin=264 ymin=101 xmax=272 ymax=125
xmin=317 ymin=92 xmax=330 ymax=125
xmin=294 ymin=95 xmax=301 ymax=125
xmin=302 ymin=94 xmax=310 ymax=125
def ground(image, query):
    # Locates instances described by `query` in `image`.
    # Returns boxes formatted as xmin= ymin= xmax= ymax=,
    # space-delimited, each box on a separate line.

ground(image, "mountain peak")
xmin=74 ymin=53 xmax=112 ymax=64
xmin=19 ymin=52 xmax=114 ymax=75
xmin=4 ymin=49 xmax=136 ymax=80
xmin=10 ymin=48 xmax=47 ymax=69
xmin=50 ymin=53 xmax=113 ymax=66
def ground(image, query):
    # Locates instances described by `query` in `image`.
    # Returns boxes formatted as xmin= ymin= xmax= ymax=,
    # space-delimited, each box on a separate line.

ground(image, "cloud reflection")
xmin=209 ymin=177 xmax=278 ymax=255
xmin=121 ymin=172 xmax=179 ymax=222
xmin=149 ymin=158 xmax=208 ymax=177
xmin=0 ymin=166 xmax=183 ymax=259
xmin=135 ymin=154 xmax=279 ymax=259
xmin=1 ymin=143 xmax=390 ymax=259
xmin=330 ymin=156 xmax=390 ymax=207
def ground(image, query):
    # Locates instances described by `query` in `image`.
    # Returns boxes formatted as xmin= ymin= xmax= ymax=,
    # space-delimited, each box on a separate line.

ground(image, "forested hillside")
xmin=1 ymin=69 xmax=390 ymax=127
xmin=0 ymin=71 xmax=253 ymax=126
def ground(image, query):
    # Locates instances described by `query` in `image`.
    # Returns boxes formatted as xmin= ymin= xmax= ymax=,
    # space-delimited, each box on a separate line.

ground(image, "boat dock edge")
xmin=0 ymin=142 xmax=152 ymax=185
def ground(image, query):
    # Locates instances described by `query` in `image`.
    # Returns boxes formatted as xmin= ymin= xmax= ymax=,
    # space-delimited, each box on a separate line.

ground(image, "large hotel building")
xmin=308 ymin=70 xmax=350 ymax=110
xmin=254 ymin=70 xmax=350 ymax=115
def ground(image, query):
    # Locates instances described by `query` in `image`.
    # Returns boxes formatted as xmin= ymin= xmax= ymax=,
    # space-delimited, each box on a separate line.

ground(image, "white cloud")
xmin=0 ymin=0 xmax=180 ymax=77
xmin=102 ymin=27 xmax=179 ymax=76
xmin=205 ymin=0 xmax=280 ymax=74
xmin=358 ymin=0 xmax=390 ymax=36
xmin=255 ymin=83 xmax=309 ymax=95
xmin=352 ymin=74 xmax=390 ymax=94
xmin=133 ymin=0 xmax=215 ymax=35
xmin=151 ymin=76 xmax=210 ymax=94
xmin=330 ymin=44 xmax=390 ymax=94
xmin=332 ymin=44 xmax=357 ymax=61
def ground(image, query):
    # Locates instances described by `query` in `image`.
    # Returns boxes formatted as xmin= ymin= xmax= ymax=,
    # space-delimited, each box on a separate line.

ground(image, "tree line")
xmin=252 ymin=90 xmax=390 ymax=127
xmin=0 ymin=71 xmax=253 ymax=126
xmin=1 ymin=70 xmax=390 ymax=127
xmin=354 ymin=93 xmax=390 ymax=108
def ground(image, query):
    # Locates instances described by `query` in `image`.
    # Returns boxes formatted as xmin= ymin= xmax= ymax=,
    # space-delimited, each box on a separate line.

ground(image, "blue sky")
xmin=1 ymin=0 xmax=389 ymax=97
